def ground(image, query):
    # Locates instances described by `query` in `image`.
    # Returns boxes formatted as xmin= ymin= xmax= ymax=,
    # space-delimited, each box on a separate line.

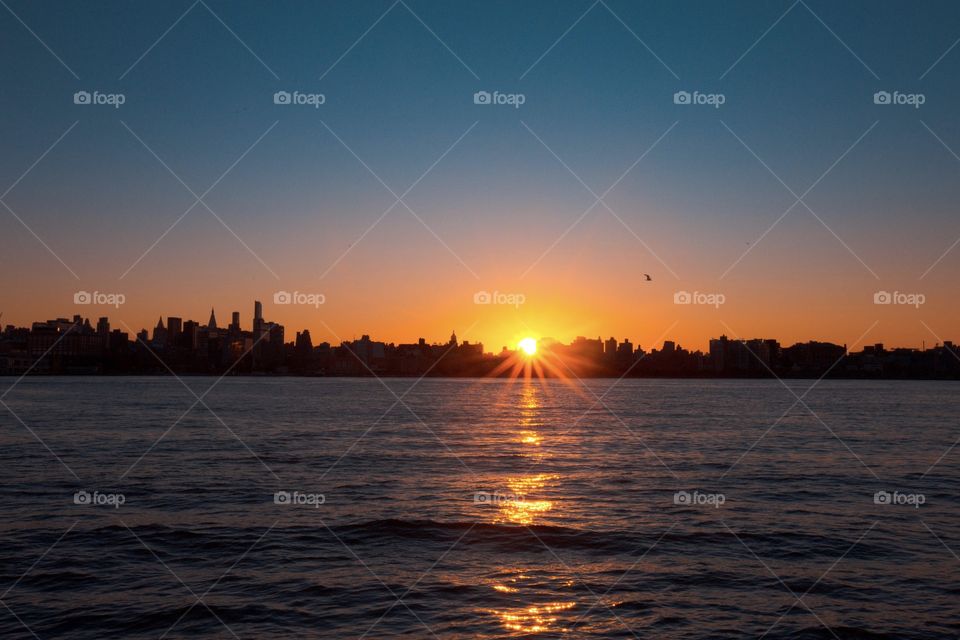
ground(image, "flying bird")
xmin=643 ymin=274 xmax=652 ymax=281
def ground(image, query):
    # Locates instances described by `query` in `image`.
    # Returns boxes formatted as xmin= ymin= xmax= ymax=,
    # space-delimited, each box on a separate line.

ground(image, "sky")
xmin=2 ymin=0 xmax=960 ymax=352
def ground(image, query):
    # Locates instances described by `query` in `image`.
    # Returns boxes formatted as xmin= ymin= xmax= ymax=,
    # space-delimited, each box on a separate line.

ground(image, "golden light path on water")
xmin=488 ymin=382 xmax=580 ymax=635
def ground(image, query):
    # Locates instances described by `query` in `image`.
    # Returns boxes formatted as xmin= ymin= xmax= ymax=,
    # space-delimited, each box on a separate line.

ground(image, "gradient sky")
xmin=2 ymin=0 xmax=960 ymax=352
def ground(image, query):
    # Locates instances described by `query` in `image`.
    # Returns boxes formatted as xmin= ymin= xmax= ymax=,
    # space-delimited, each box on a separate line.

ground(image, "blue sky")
xmin=2 ymin=0 xmax=960 ymax=349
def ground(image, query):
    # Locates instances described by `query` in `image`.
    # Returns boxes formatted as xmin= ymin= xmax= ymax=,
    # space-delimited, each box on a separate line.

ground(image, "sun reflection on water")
xmin=487 ymin=571 xmax=578 ymax=635
xmin=495 ymin=601 xmax=576 ymax=634
xmin=494 ymin=473 xmax=559 ymax=525
xmin=484 ymin=384 xmax=579 ymax=633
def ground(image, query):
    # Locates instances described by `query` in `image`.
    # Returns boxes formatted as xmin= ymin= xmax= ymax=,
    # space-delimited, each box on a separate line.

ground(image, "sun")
xmin=518 ymin=337 xmax=537 ymax=356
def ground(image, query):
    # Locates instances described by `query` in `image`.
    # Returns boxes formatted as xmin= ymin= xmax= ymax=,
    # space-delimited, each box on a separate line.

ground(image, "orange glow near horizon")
xmin=6 ymin=243 xmax=958 ymax=353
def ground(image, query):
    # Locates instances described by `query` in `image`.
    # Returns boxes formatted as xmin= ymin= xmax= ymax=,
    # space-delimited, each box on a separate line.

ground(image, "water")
xmin=1 ymin=377 xmax=958 ymax=639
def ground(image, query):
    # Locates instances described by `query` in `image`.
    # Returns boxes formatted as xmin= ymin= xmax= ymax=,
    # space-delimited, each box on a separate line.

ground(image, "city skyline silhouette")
xmin=3 ymin=298 xmax=957 ymax=379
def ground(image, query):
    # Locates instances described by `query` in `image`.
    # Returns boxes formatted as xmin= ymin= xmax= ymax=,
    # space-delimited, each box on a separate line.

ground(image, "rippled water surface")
xmin=1 ymin=377 xmax=958 ymax=639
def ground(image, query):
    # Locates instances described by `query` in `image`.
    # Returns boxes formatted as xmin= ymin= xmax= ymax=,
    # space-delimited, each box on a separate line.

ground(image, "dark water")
xmin=1 ymin=377 xmax=958 ymax=639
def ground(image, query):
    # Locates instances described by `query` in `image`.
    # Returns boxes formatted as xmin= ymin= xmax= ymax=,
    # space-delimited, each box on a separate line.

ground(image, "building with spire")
xmin=152 ymin=317 xmax=167 ymax=347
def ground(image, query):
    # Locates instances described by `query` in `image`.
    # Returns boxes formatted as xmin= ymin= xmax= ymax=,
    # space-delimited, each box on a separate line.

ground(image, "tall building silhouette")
xmin=166 ymin=317 xmax=182 ymax=347
xmin=253 ymin=301 xmax=263 ymax=335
